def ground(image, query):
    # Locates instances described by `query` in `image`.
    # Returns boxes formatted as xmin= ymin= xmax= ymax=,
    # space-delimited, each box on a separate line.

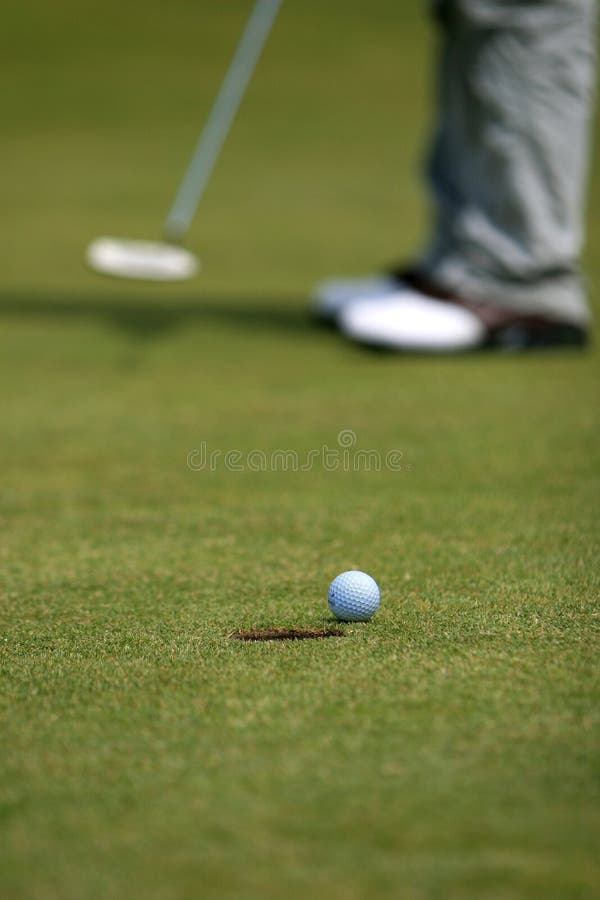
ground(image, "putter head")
xmin=86 ymin=237 xmax=200 ymax=282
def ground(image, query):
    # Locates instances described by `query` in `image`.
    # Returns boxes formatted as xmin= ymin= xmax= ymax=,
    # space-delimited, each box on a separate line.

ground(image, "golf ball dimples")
xmin=328 ymin=570 xmax=380 ymax=622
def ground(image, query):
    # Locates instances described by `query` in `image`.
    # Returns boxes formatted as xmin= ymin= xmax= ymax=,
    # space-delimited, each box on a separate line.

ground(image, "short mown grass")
xmin=1 ymin=2 xmax=599 ymax=898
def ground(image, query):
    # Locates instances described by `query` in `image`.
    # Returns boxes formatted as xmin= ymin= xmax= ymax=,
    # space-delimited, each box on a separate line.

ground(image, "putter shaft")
xmin=164 ymin=0 xmax=282 ymax=244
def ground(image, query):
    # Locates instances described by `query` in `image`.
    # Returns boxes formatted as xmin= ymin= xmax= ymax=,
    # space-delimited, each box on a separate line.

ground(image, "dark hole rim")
xmin=228 ymin=626 xmax=345 ymax=642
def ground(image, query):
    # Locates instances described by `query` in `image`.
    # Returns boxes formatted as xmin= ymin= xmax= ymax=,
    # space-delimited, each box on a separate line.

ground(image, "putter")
xmin=86 ymin=0 xmax=282 ymax=282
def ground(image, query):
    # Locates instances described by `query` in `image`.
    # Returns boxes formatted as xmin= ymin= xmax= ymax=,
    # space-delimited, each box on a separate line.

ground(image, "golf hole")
xmin=229 ymin=627 xmax=344 ymax=642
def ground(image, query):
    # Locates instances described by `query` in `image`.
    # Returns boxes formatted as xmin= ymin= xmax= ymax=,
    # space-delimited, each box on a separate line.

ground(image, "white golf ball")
xmin=328 ymin=570 xmax=380 ymax=622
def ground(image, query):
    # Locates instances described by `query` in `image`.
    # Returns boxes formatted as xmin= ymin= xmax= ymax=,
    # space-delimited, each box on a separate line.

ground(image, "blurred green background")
xmin=2 ymin=0 xmax=433 ymax=295
xmin=1 ymin=3 xmax=599 ymax=900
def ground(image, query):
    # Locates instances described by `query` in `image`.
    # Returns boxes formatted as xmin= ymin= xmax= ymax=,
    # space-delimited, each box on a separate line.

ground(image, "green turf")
xmin=1 ymin=2 xmax=599 ymax=898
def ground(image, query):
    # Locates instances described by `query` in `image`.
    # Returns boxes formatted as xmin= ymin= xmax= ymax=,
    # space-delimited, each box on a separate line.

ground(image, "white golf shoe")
xmin=339 ymin=286 xmax=485 ymax=352
xmin=336 ymin=273 xmax=588 ymax=352
xmin=314 ymin=268 xmax=588 ymax=351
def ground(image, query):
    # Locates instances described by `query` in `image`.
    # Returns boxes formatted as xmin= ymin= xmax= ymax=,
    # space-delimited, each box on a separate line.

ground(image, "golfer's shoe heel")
xmin=489 ymin=321 xmax=588 ymax=350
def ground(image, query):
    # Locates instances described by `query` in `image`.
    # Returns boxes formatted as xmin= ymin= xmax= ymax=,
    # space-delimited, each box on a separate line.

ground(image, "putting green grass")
xmin=1 ymin=2 xmax=599 ymax=898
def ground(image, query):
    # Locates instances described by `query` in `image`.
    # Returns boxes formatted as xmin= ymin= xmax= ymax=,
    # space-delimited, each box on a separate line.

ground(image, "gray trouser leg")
xmin=421 ymin=0 xmax=596 ymax=325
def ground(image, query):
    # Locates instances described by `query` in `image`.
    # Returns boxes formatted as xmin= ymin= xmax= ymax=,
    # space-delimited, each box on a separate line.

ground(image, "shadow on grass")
xmin=0 ymin=292 xmax=586 ymax=359
xmin=0 ymin=292 xmax=315 ymax=340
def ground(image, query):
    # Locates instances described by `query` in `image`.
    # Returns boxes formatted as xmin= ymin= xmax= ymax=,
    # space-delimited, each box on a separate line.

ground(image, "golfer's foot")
xmin=311 ymin=270 xmax=404 ymax=322
xmin=338 ymin=271 xmax=588 ymax=352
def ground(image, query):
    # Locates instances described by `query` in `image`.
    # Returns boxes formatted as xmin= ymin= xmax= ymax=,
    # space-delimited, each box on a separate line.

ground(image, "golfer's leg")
xmin=421 ymin=0 xmax=597 ymax=325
